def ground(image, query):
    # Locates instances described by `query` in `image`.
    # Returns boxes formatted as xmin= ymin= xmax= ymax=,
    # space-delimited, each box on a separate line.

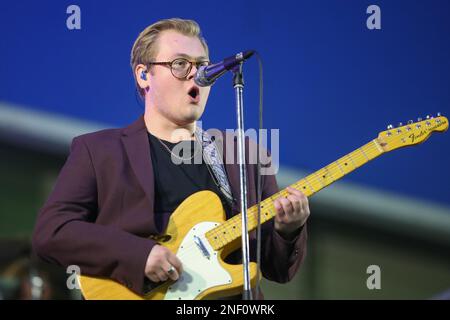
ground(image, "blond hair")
xmin=131 ymin=18 xmax=209 ymax=97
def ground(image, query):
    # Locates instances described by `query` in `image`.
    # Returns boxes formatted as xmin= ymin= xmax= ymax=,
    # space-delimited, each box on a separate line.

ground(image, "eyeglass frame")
xmin=146 ymin=57 xmax=211 ymax=79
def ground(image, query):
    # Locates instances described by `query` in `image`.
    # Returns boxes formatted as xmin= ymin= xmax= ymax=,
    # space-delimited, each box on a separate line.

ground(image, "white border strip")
xmin=0 ymin=102 xmax=107 ymax=150
xmin=1 ymin=101 xmax=450 ymax=243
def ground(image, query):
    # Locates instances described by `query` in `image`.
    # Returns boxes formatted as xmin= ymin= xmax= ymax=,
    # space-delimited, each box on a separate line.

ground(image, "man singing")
xmin=32 ymin=18 xmax=309 ymax=299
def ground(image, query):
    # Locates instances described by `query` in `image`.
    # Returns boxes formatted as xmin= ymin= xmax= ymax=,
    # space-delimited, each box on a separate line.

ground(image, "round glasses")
xmin=147 ymin=58 xmax=210 ymax=79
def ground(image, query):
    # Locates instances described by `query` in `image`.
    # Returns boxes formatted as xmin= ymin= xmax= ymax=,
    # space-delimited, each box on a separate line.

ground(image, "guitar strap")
xmin=195 ymin=127 xmax=234 ymax=207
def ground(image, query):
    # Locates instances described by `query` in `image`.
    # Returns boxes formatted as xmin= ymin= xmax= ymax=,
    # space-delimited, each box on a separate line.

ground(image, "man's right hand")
xmin=144 ymin=244 xmax=183 ymax=283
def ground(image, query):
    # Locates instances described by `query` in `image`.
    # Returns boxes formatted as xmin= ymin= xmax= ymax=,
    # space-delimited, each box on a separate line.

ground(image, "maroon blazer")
xmin=32 ymin=116 xmax=307 ymax=296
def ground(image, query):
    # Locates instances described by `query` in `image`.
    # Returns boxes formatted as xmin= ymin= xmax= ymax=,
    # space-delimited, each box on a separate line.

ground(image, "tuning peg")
xmin=417 ymin=117 xmax=422 ymax=121
xmin=398 ymin=122 xmax=403 ymax=127
xmin=387 ymin=124 xmax=393 ymax=130
xmin=437 ymin=112 xmax=441 ymax=117
xmin=407 ymin=120 xmax=413 ymax=124
xmin=426 ymin=115 xmax=431 ymax=119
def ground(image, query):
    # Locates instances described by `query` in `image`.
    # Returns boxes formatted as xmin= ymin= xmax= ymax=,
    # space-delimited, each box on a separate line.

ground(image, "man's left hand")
xmin=273 ymin=186 xmax=310 ymax=239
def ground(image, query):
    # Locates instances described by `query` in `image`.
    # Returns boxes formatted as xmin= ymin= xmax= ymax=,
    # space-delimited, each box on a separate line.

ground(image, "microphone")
xmin=194 ymin=50 xmax=255 ymax=87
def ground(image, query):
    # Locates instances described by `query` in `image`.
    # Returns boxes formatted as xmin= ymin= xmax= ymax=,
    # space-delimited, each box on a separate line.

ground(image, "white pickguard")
xmin=164 ymin=222 xmax=232 ymax=300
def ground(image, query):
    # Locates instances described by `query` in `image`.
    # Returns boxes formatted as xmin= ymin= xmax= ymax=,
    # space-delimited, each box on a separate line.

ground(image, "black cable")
xmin=254 ymin=51 xmax=264 ymax=300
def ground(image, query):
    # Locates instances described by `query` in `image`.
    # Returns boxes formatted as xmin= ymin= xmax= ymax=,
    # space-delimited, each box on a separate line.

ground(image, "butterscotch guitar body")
xmin=78 ymin=191 xmax=257 ymax=300
xmin=78 ymin=115 xmax=448 ymax=299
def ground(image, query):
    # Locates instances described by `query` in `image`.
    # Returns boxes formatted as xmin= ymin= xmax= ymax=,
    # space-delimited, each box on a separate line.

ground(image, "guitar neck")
xmin=206 ymin=138 xmax=386 ymax=250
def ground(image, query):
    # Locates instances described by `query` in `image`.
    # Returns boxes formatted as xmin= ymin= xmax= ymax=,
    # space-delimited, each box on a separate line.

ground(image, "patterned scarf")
xmin=194 ymin=127 xmax=234 ymax=206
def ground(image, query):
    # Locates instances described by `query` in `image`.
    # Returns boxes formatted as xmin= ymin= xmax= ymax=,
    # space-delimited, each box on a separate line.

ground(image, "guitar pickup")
xmin=194 ymin=235 xmax=211 ymax=260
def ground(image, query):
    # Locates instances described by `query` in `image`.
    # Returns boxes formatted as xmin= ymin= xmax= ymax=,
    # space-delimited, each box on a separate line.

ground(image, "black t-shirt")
xmin=145 ymin=133 xmax=233 ymax=293
xmin=148 ymin=133 xmax=230 ymax=227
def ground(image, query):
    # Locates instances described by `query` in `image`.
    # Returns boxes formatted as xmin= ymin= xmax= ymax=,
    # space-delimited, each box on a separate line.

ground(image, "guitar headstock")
xmin=377 ymin=113 xmax=448 ymax=152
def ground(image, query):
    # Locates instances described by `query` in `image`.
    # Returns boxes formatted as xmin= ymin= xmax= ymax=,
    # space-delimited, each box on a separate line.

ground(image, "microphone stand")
xmin=232 ymin=62 xmax=252 ymax=300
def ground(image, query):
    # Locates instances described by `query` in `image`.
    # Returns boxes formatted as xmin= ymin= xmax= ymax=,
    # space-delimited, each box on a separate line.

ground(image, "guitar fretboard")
xmin=205 ymin=138 xmax=385 ymax=250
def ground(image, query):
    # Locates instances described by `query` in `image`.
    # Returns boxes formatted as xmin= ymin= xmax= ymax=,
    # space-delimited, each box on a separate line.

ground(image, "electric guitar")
xmin=78 ymin=114 xmax=448 ymax=299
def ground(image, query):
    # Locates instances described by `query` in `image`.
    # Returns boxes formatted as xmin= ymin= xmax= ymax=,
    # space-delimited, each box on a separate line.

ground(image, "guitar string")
xmin=168 ymin=127 xmax=419 ymax=258
xmin=175 ymin=137 xmax=388 ymax=254
xmin=160 ymin=122 xmax=441 ymax=262
xmin=208 ymin=139 xmax=382 ymax=244
xmin=162 ymin=139 xmax=381 ymax=258
xmin=210 ymin=120 xmax=442 ymax=242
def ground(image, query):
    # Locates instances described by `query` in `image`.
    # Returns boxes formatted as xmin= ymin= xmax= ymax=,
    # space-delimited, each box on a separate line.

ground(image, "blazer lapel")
xmin=121 ymin=116 xmax=155 ymax=211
